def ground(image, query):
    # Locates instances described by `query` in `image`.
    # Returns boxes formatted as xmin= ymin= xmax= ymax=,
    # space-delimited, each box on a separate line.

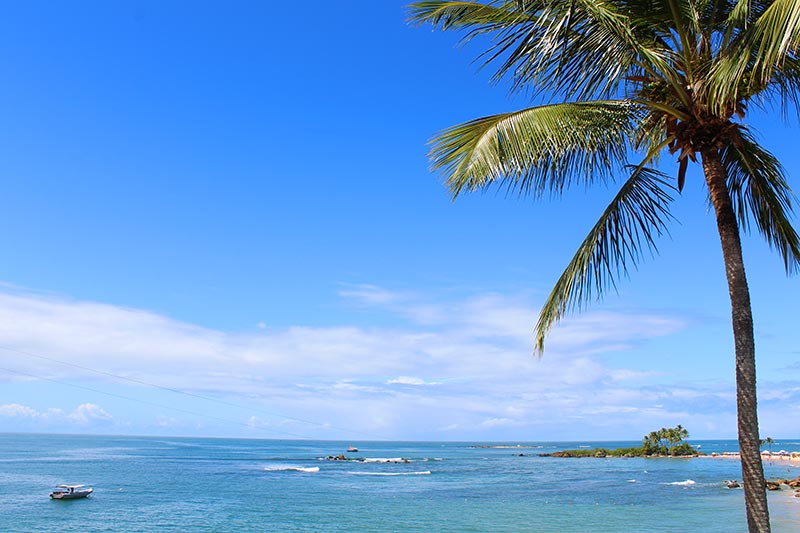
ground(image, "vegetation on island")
xmin=543 ymin=425 xmax=698 ymax=458
xmin=409 ymin=2 xmax=800 ymax=531
xmin=642 ymin=425 xmax=694 ymax=456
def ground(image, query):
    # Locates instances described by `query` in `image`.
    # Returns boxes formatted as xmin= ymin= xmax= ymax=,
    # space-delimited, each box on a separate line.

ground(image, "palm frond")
xmin=665 ymin=0 xmax=697 ymax=76
xmin=406 ymin=1 xmax=533 ymax=37
xmin=502 ymin=0 xmax=682 ymax=101
xmin=534 ymin=166 xmax=675 ymax=354
xmin=722 ymin=128 xmax=800 ymax=274
xmin=428 ymin=101 xmax=639 ymax=198
xmin=722 ymin=0 xmax=752 ymax=42
xmin=710 ymin=0 xmax=800 ymax=109
xmin=410 ymin=1 xmax=684 ymax=102
xmin=759 ymin=55 xmax=800 ymax=120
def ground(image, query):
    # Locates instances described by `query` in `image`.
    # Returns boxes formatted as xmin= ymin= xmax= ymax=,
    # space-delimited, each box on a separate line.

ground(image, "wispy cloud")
xmin=480 ymin=417 xmax=521 ymax=429
xmin=3 ymin=283 xmax=795 ymax=439
xmin=0 ymin=402 xmax=113 ymax=427
xmin=386 ymin=376 xmax=440 ymax=386
xmin=339 ymin=283 xmax=410 ymax=307
xmin=67 ymin=403 xmax=113 ymax=424
xmin=0 ymin=403 xmax=40 ymax=418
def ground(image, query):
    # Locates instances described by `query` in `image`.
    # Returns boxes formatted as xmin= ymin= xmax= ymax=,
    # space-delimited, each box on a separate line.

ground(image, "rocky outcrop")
xmin=762 ymin=476 xmax=800 ymax=492
xmin=540 ymin=451 xmax=571 ymax=457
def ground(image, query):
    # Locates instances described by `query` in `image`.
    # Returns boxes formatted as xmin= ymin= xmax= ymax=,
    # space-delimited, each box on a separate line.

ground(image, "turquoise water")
xmin=1 ymin=434 xmax=799 ymax=532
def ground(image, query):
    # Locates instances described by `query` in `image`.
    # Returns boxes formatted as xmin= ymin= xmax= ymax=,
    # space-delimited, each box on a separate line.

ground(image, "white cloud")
xmin=67 ymin=403 xmax=113 ymax=424
xmin=332 ymin=380 xmax=386 ymax=394
xmin=0 ymin=402 xmax=112 ymax=427
xmin=0 ymin=403 xmax=38 ymax=418
xmin=607 ymin=369 xmax=663 ymax=382
xmin=7 ymin=283 xmax=781 ymax=440
xmin=480 ymin=417 xmax=520 ymax=429
xmin=386 ymin=376 xmax=439 ymax=386
xmin=545 ymin=311 xmax=685 ymax=356
xmin=339 ymin=284 xmax=408 ymax=306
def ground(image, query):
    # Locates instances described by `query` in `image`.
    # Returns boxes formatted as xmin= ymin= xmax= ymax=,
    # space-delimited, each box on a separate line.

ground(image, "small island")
xmin=540 ymin=425 xmax=699 ymax=458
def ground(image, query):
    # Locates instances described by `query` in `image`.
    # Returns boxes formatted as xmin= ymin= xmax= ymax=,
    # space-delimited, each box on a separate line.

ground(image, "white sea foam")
xmin=664 ymin=479 xmax=695 ymax=486
xmin=320 ymin=456 xmax=440 ymax=463
xmin=346 ymin=471 xmax=431 ymax=476
xmin=627 ymin=480 xmax=636 ymax=483
xmin=264 ymin=466 xmax=320 ymax=473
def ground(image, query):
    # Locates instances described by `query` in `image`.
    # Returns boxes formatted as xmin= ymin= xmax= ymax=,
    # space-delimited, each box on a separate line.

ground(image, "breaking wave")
xmin=264 ymin=466 xmax=320 ymax=473
xmin=345 ymin=471 xmax=431 ymax=476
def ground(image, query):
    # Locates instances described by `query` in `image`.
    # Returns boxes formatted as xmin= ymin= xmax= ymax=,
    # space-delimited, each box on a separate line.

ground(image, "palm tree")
xmin=408 ymin=1 xmax=800 ymax=531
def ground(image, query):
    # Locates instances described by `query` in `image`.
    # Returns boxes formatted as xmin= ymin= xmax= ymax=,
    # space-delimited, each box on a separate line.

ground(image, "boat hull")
xmin=50 ymin=489 xmax=93 ymax=500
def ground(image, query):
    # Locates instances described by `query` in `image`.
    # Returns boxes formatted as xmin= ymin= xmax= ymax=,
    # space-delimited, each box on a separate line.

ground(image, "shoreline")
xmin=702 ymin=452 xmax=800 ymax=465
xmin=541 ymin=449 xmax=800 ymax=464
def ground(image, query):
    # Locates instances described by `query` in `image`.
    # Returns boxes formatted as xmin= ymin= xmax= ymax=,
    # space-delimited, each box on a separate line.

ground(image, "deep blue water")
xmin=1 ymin=434 xmax=799 ymax=532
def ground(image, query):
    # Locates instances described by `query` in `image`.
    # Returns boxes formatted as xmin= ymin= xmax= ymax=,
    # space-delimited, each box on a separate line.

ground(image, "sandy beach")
xmin=703 ymin=451 xmax=800 ymax=465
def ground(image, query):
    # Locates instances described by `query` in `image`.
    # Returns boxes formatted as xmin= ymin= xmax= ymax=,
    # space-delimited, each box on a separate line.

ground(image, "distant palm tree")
xmin=408 ymin=2 xmax=800 ymax=531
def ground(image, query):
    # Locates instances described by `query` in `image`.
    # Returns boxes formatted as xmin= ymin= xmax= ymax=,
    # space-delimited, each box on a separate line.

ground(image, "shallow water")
xmin=1 ymin=434 xmax=798 ymax=532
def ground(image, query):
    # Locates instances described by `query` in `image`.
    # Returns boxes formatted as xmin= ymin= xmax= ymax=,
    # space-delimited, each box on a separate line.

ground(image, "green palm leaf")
xmin=534 ymin=166 xmax=675 ymax=353
xmin=429 ymin=101 xmax=638 ymax=198
xmin=406 ymin=1 xmax=531 ymax=35
xmin=722 ymin=128 xmax=800 ymax=274
xmin=759 ymin=55 xmax=800 ymax=119
xmin=711 ymin=0 xmax=800 ymax=108
xmin=409 ymin=1 xmax=680 ymax=101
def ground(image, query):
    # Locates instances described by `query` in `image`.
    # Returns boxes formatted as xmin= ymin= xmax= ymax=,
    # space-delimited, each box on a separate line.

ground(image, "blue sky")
xmin=0 ymin=1 xmax=798 ymax=441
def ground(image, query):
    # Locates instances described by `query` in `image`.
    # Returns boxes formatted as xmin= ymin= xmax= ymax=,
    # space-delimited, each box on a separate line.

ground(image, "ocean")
xmin=1 ymin=434 xmax=798 ymax=532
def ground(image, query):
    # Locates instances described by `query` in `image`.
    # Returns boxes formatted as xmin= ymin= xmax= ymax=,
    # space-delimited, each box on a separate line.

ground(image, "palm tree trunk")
xmin=702 ymin=149 xmax=770 ymax=533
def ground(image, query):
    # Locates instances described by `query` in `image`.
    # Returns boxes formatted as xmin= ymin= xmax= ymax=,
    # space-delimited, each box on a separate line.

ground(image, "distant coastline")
xmin=536 ymin=448 xmax=800 ymax=464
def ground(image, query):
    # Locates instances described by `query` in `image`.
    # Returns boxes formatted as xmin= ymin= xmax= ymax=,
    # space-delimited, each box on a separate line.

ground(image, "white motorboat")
xmin=50 ymin=485 xmax=93 ymax=500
